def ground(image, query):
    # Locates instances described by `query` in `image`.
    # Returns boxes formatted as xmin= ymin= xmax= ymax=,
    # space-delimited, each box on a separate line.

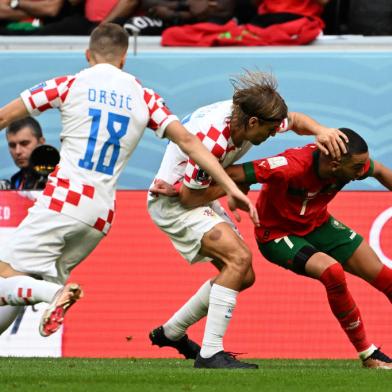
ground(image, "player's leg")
xmin=259 ymin=232 xmax=389 ymax=368
xmin=150 ymin=261 xmax=255 ymax=360
xmin=194 ymin=222 xmax=257 ymax=369
xmin=307 ymin=217 xmax=392 ymax=368
xmin=344 ymin=240 xmax=392 ymax=303
xmin=39 ymin=218 xmax=103 ymax=337
xmin=0 ymin=206 xmax=101 ymax=337
xmin=0 ymin=305 xmax=22 ymax=334
xmin=148 ymin=198 xmax=256 ymax=366
xmin=0 ymin=263 xmax=63 ymax=306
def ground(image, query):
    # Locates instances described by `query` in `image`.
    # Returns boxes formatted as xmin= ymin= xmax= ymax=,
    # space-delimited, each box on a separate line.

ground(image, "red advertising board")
xmin=1 ymin=190 xmax=392 ymax=359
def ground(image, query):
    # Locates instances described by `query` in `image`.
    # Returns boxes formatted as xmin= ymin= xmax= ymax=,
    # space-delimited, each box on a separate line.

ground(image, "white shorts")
xmin=0 ymin=204 xmax=104 ymax=285
xmin=147 ymin=195 xmax=239 ymax=263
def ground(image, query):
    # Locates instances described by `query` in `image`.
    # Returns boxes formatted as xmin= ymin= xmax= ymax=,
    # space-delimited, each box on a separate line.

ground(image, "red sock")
xmin=319 ymin=263 xmax=371 ymax=353
xmin=371 ymin=265 xmax=392 ymax=303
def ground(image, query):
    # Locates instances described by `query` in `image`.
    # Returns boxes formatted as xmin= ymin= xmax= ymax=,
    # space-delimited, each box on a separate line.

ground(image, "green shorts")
xmin=258 ymin=216 xmax=363 ymax=275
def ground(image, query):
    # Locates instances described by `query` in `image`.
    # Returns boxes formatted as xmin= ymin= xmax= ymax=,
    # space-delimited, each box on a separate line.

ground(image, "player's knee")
xmin=240 ymin=267 xmax=256 ymax=291
xmin=319 ymin=262 xmax=346 ymax=292
xmin=227 ymin=245 xmax=252 ymax=275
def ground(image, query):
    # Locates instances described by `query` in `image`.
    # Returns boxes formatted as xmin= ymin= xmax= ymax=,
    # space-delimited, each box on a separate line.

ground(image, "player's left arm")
xmin=0 ymin=98 xmax=29 ymax=131
xmin=287 ymin=112 xmax=348 ymax=159
xmin=371 ymin=160 xmax=392 ymax=190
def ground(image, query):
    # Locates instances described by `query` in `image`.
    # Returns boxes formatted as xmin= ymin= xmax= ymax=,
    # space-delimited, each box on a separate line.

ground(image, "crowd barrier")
xmin=0 ymin=190 xmax=391 ymax=358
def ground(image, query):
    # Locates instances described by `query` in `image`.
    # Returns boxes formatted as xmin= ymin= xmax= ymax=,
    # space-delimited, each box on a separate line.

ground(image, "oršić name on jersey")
xmin=88 ymin=88 xmax=132 ymax=111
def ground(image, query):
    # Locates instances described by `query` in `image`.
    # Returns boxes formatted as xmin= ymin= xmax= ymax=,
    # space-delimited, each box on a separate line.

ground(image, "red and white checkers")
xmin=93 ymin=209 xmax=114 ymax=233
xmin=40 ymin=166 xmax=114 ymax=235
xmin=197 ymin=126 xmax=230 ymax=159
xmin=143 ymin=88 xmax=177 ymax=131
xmin=183 ymin=124 xmax=232 ymax=189
xmin=22 ymin=76 xmax=75 ymax=115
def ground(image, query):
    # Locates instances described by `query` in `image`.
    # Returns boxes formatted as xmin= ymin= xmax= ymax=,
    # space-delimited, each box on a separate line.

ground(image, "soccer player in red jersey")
xmin=208 ymin=127 xmax=392 ymax=368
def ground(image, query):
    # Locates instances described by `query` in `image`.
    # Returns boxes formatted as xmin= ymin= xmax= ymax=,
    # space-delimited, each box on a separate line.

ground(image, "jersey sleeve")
xmin=143 ymin=88 xmax=178 ymax=138
xmin=276 ymin=117 xmax=289 ymax=133
xmin=183 ymin=126 xmax=229 ymax=190
xmin=242 ymin=155 xmax=291 ymax=184
xmin=20 ymin=76 xmax=76 ymax=115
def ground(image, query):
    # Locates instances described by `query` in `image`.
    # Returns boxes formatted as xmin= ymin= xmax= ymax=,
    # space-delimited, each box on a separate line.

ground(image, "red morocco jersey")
xmin=243 ymin=144 xmax=373 ymax=243
xmin=21 ymin=63 xmax=178 ymax=234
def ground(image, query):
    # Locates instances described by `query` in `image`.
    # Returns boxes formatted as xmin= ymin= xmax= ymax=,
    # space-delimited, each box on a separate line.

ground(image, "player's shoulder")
xmin=284 ymin=143 xmax=318 ymax=159
xmin=191 ymin=100 xmax=232 ymax=117
xmin=276 ymin=144 xmax=317 ymax=170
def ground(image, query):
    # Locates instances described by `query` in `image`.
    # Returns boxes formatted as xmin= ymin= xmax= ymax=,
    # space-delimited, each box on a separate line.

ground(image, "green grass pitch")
xmin=0 ymin=358 xmax=390 ymax=392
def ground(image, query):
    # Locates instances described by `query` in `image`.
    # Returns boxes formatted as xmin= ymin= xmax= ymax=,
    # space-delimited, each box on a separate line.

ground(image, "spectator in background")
xmin=0 ymin=0 xmax=83 ymax=35
xmin=347 ymin=0 xmax=392 ymax=36
xmin=251 ymin=0 xmax=330 ymax=29
xmin=0 ymin=0 xmax=141 ymax=35
xmin=124 ymin=0 xmax=235 ymax=36
xmin=6 ymin=117 xmax=46 ymax=190
xmin=233 ymin=0 xmax=257 ymax=24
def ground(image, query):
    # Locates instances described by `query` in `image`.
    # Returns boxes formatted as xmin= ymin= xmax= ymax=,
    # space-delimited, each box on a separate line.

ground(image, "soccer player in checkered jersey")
xmin=193 ymin=128 xmax=392 ymax=369
xmin=147 ymin=71 xmax=348 ymax=369
xmin=0 ymin=23 xmax=258 ymax=337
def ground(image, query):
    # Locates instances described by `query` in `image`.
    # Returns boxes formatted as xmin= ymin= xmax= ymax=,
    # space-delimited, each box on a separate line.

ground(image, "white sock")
xmin=163 ymin=280 xmax=211 ymax=341
xmin=359 ymin=344 xmax=378 ymax=360
xmin=0 ymin=276 xmax=61 ymax=306
xmin=199 ymin=283 xmax=238 ymax=359
xmin=0 ymin=305 xmax=21 ymax=334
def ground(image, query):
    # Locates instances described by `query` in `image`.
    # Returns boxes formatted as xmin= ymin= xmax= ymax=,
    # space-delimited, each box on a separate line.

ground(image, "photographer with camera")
xmin=3 ymin=116 xmax=46 ymax=190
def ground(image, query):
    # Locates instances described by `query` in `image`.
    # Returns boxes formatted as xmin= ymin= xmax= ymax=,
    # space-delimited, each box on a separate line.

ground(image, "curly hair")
xmin=231 ymin=70 xmax=288 ymax=128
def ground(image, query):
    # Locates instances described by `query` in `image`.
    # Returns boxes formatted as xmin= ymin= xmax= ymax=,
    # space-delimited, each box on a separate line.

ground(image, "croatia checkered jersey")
xmin=151 ymin=100 xmax=288 ymax=190
xmin=242 ymin=144 xmax=374 ymax=242
xmin=20 ymin=63 xmax=178 ymax=234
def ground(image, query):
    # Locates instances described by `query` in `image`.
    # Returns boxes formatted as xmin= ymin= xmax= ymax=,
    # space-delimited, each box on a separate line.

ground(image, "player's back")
xmin=21 ymin=63 xmax=156 ymax=233
xmin=59 ymin=63 xmax=149 ymax=191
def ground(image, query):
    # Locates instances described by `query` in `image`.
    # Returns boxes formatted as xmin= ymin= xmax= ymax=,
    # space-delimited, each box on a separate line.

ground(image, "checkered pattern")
xmin=40 ymin=165 xmax=115 ymax=234
xmin=93 ymin=209 xmax=115 ymax=234
xmin=184 ymin=123 xmax=231 ymax=189
xmin=22 ymin=76 xmax=75 ymax=115
xmin=43 ymin=181 xmax=95 ymax=213
xmin=20 ymin=65 xmax=179 ymax=237
xmin=144 ymin=88 xmax=177 ymax=132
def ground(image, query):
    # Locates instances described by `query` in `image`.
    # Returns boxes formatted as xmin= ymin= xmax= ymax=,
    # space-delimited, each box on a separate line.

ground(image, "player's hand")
xmin=315 ymin=128 xmax=348 ymax=160
xmin=226 ymin=189 xmax=259 ymax=226
xmin=149 ymin=179 xmax=179 ymax=197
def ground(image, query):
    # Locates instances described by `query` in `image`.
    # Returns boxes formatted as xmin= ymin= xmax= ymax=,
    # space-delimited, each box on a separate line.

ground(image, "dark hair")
xmin=231 ymin=70 xmax=288 ymax=128
xmin=338 ymin=128 xmax=368 ymax=157
xmin=89 ymin=23 xmax=129 ymax=61
xmin=6 ymin=116 xmax=43 ymax=139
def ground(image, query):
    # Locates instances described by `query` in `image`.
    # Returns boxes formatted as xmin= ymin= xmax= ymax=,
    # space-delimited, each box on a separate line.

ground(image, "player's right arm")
xmin=0 ymin=98 xmax=29 ymax=131
xmin=371 ymin=160 xmax=392 ymax=190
